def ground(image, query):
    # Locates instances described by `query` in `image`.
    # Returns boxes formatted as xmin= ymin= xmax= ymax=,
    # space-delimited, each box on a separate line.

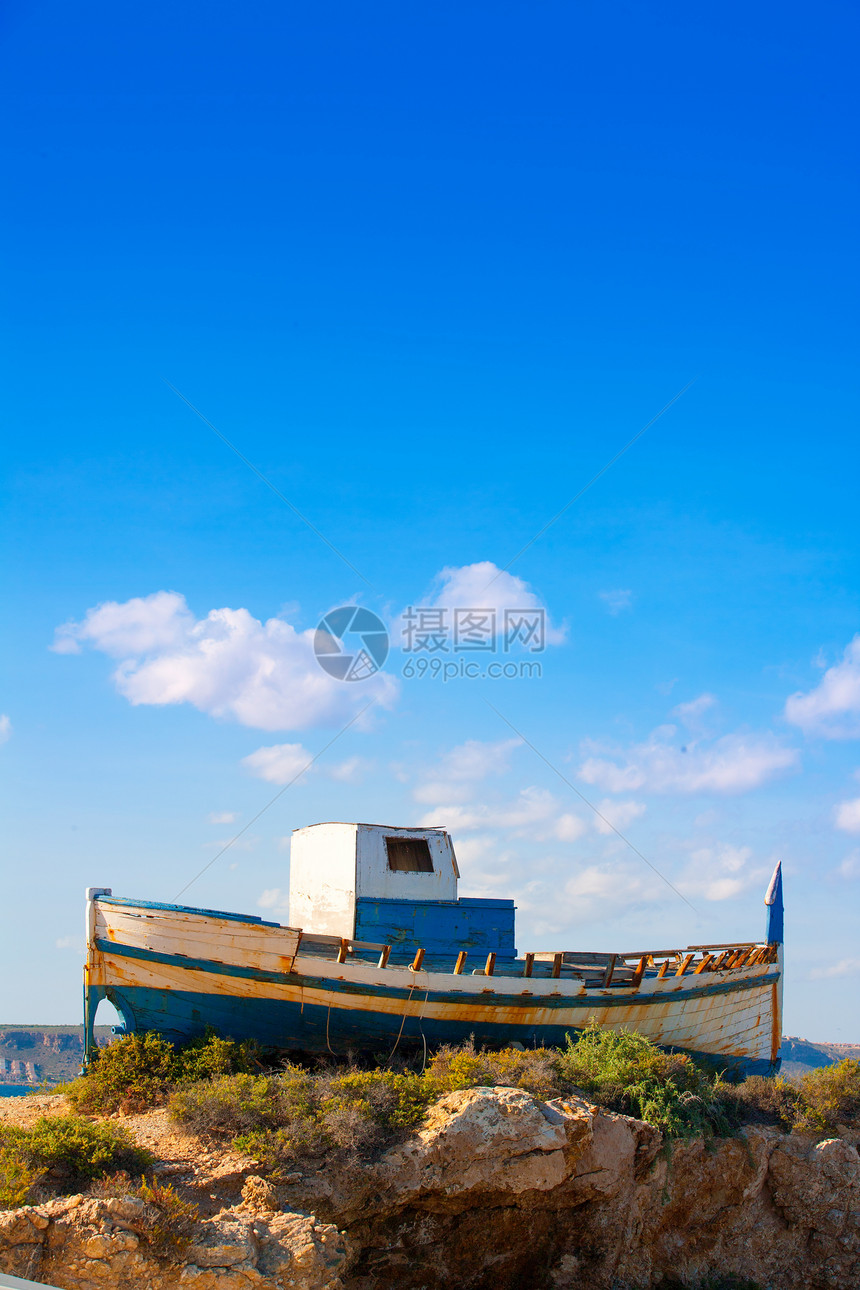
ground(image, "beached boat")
xmin=83 ymin=822 xmax=784 ymax=1073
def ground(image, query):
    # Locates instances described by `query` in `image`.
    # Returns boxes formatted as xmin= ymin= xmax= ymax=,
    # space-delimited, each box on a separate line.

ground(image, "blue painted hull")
xmin=98 ymin=982 xmax=776 ymax=1076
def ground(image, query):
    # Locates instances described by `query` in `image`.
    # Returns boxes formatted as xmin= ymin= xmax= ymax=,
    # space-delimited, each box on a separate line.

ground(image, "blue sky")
xmin=1 ymin=1 xmax=858 ymax=1041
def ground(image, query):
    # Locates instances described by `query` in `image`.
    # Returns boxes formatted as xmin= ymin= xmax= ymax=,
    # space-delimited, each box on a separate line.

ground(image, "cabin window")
xmin=385 ymin=836 xmax=434 ymax=873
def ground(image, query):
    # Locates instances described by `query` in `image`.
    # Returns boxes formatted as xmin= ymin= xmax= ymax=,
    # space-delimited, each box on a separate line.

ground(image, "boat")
xmin=83 ymin=822 xmax=785 ymax=1074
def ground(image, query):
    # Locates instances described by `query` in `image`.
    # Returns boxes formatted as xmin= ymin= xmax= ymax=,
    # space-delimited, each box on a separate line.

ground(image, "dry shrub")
xmin=425 ymin=1044 xmax=561 ymax=1100
xmin=794 ymin=1059 xmax=860 ymax=1135
xmin=715 ymin=1075 xmax=801 ymax=1132
xmin=136 ymin=1178 xmax=200 ymax=1257
xmin=170 ymin=1071 xmax=289 ymax=1136
xmin=89 ymin=1172 xmax=199 ymax=1259
xmin=172 ymin=1065 xmax=431 ymax=1171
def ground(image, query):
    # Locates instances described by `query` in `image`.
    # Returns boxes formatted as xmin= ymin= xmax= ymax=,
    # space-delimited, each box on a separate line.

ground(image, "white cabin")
xmin=289 ymin=822 xmax=460 ymax=940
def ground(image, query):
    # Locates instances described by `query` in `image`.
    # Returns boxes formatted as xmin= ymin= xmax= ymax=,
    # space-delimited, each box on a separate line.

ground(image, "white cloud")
xmin=257 ymin=888 xmax=290 ymax=921
xmin=53 ymin=591 xmax=397 ymax=732
xmin=413 ymin=738 xmax=521 ymax=804
xmin=554 ymin=813 xmax=588 ymax=842
xmin=258 ymin=888 xmax=286 ymax=909
xmin=681 ymin=843 xmax=765 ymax=902
xmin=810 ymin=958 xmax=860 ymax=980
xmin=672 ymin=693 xmax=716 ymax=728
xmin=0 ymin=715 xmax=11 ymax=744
xmin=836 ymin=851 xmax=860 ymax=880
xmin=242 ymin=744 xmax=371 ymax=786
xmin=56 ymin=936 xmax=81 ymax=951
xmin=242 ymin=743 xmax=312 ymax=785
xmin=403 ymin=562 xmax=565 ymax=647
xmin=785 ymin=635 xmax=860 ymax=738
xmin=418 ymin=786 xmax=562 ymax=835
xmin=208 ymin=811 xmax=237 ymax=825
xmin=578 ymin=725 xmax=798 ymax=795
xmin=593 ymin=798 xmax=647 ymax=835
xmin=598 ymin=588 xmax=632 ymax=615
xmin=325 ymin=756 xmax=369 ymax=783
xmin=835 ymin=797 xmax=860 ymax=835
xmin=564 ymin=864 xmax=650 ymax=904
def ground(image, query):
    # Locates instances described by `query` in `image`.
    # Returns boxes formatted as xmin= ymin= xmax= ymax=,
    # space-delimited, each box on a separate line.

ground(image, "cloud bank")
xmin=578 ymin=725 xmax=798 ymax=795
xmin=785 ymin=635 xmax=860 ymax=738
xmin=52 ymin=591 xmax=397 ymax=732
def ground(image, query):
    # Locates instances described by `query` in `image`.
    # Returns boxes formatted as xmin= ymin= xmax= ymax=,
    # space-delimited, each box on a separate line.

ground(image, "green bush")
xmin=65 ymin=1030 xmax=258 ymax=1114
xmin=174 ymin=1032 xmax=259 ymax=1084
xmin=0 ymin=1115 xmax=152 ymax=1199
xmin=0 ymin=1144 xmax=42 ymax=1209
xmin=555 ymin=1025 xmax=730 ymax=1138
xmin=65 ymin=1032 xmax=177 ymax=1114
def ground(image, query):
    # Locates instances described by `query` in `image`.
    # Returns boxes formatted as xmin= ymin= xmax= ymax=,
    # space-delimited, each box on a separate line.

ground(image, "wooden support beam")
xmin=336 ymin=939 xmax=348 ymax=964
xmin=656 ymin=959 xmax=671 ymax=979
xmin=523 ymin=952 xmax=535 ymax=978
xmin=675 ymin=952 xmax=695 ymax=977
xmin=551 ymin=952 xmax=563 ymax=979
xmin=377 ymin=946 xmax=391 ymax=969
xmin=630 ymin=955 xmax=648 ymax=988
xmin=453 ymin=951 xmax=468 ymax=975
xmin=411 ymin=948 xmax=425 ymax=972
xmin=693 ymin=952 xmax=714 ymax=975
xmin=602 ymin=954 xmax=617 ymax=986
xmin=484 ymin=952 xmax=496 ymax=977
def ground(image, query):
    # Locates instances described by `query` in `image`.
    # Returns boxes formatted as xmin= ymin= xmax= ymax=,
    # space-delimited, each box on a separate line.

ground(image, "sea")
xmin=0 ymin=1085 xmax=34 ymax=1097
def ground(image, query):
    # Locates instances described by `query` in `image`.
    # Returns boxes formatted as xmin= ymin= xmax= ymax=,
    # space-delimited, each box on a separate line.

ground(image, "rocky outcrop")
xmin=1 ymin=1087 xmax=858 ymax=1289
xmin=0 ymin=1192 xmax=354 ymax=1290
xmin=283 ymin=1087 xmax=860 ymax=1290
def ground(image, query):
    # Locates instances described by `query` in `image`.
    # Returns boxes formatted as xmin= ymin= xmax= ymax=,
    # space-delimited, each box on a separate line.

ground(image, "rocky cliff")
xmin=0 ymin=1030 xmax=113 ymax=1087
xmin=1 ymin=1086 xmax=858 ymax=1290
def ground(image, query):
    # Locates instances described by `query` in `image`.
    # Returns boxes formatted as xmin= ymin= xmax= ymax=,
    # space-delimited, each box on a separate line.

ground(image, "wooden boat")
xmin=83 ymin=822 xmax=785 ymax=1073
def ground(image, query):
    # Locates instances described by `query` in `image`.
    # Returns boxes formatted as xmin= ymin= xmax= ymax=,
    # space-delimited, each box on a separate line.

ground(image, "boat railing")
xmin=295 ymin=932 xmax=778 ymax=985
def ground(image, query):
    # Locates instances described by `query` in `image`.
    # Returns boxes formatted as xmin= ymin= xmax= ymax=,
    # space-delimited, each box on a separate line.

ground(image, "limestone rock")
xmin=0 ymin=1193 xmax=354 ymax=1290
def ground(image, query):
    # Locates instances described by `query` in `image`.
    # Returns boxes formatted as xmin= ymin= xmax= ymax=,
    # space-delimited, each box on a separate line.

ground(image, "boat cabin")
xmin=289 ymin=822 xmax=516 ymax=961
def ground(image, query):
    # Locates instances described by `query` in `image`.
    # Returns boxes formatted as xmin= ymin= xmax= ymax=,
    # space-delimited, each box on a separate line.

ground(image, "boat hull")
xmin=85 ymin=896 xmax=782 ymax=1075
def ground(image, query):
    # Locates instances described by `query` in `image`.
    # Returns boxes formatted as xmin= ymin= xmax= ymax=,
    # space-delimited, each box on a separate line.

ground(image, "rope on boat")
xmin=386 ymin=962 xmax=430 ymax=1066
